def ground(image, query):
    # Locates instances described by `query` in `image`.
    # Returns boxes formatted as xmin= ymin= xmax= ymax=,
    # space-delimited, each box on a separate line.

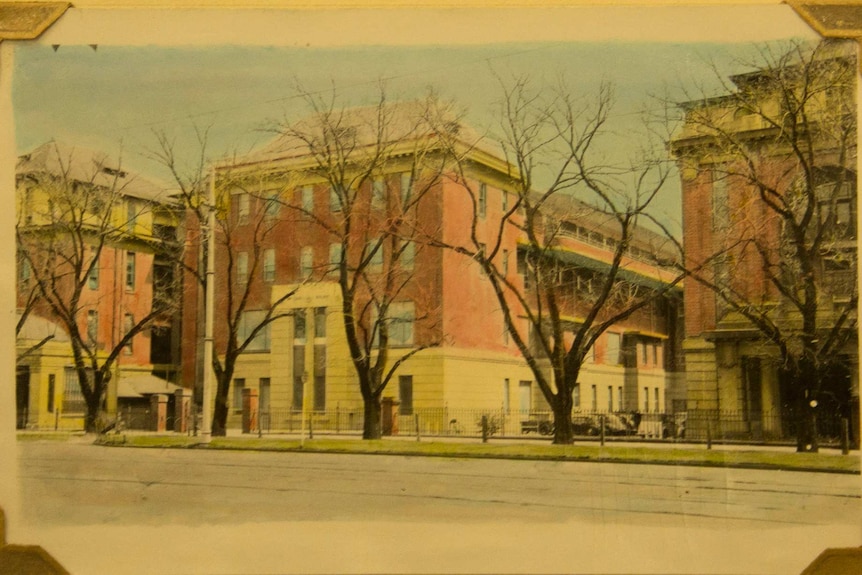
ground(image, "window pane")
xmin=314 ymin=307 xmax=326 ymax=338
xmin=263 ymin=249 xmax=275 ymax=282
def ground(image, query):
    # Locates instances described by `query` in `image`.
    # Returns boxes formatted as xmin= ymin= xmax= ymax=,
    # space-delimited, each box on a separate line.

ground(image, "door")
xmin=742 ymin=357 xmax=763 ymax=440
xmin=518 ymin=381 xmax=532 ymax=417
xmin=16 ymin=366 xmax=30 ymax=430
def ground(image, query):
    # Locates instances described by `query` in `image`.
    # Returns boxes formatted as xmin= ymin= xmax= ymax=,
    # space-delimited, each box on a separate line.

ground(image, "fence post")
xmin=706 ymin=417 xmax=712 ymax=450
xmin=600 ymin=414 xmax=605 ymax=446
xmin=481 ymin=415 xmax=489 ymax=443
xmin=415 ymin=413 xmax=421 ymax=442
xmin=841 ymin=418 xmax=850 ymax=455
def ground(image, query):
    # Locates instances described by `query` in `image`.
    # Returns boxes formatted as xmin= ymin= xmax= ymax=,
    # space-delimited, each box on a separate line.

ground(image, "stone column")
xmin=150 ymin=394 xmax=168 ymax=432
xmin=174 ymin=389 xmax=192 ymax=434
xmin=242 ymin=388 xmax=259 ymax=434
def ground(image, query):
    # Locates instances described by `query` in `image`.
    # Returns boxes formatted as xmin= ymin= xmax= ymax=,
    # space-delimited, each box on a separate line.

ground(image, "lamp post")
xmin=199 ymin=168 xmax=216 ymax=444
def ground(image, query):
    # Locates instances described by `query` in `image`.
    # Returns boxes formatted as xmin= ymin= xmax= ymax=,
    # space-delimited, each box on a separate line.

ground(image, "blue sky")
xmin=11 ymin=7 xmax=816 ymax=234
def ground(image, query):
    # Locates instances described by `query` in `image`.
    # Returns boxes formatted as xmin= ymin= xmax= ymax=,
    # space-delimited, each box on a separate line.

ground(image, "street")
xmin=12 ymin=440 xmax=862 ymax=574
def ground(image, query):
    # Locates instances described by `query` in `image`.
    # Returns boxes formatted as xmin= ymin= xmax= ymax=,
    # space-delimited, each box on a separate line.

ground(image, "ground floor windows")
xmin=399 ymin=375 xmax=413 ymax=416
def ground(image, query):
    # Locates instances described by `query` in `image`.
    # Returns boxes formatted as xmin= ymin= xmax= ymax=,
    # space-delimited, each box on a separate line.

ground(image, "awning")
xmin=117 ymin=373 xmax=182 ymax=398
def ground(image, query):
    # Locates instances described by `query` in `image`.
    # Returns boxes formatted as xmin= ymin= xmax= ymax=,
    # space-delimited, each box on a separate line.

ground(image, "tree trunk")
xmin=363 ymin=397 xmax=382 ymax=440
xmin=551 ymin=394 xmax=575 ymax=445
xmin=211 ymin=374 xmax=231 ymax=437
xmin=83 ymin=398 xmax=101 ymax=434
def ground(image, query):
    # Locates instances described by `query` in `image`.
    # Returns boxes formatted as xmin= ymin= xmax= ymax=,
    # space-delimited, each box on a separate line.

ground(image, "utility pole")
xmin=200 ymin=168 xmax=216 ymax=444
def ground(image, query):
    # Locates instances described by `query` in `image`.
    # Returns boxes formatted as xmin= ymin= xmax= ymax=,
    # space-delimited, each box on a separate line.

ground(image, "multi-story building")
xmin=15 ymin=141 xmax=182 ymax=430
xmin=195 ymin=104 xmax=682 ymax=434
xmin=670 ymin=40 xmax=858 ymax=445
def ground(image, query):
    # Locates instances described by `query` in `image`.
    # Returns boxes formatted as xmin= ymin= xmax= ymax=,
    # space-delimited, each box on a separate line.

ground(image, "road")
xmin=11 ymin=440 xmax=862 ymax=574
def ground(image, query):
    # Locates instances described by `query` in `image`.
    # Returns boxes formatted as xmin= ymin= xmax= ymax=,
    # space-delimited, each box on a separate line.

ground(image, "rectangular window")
xmin=313 ymin=344 xmax=326 ymax=411
xmin=328 ymin=243 xmax=342 ymax=275
xmin=238 ymin=193 xmax=249 ymax=224
xmin=62 ymin=367 xmax=86 ymax=413
xmin=400 ymin=172 xmax=412 ymax=205
xmin=617 ymin=386 xmax=623 ymax=412
xmin=233 ymin=378 xmax=245 ymax=412
xmin=126 ymin=199 xmax=138 ymax=233
xmin=644 ymin=387 xmax=650 ymax=412
xmin=401 ymin=241 xmax=415 ymax=271
xmin=238 ymin=310 xmax=271 ymax=351
xmin=372 ymin=177 xmax=386 ymax=208
xmin=501 ymin=190 xmax=508 ymax=211
xmin=237 ymin=251 xmax=248 ymax=285
xmin=606 ymin=333 xmax=621 ymax=365
xmin=591 ymin=385 xmax=597 ymax=411
xmin=478 ymin=182 xmax=487 ymax=218
xmin=263 ymin=249 xmax=275 ymax=283
xmin=294 ymin=310 xmax=307 ymax=342
xmin=123 ymin=314 xmax=134 ymax=355
xmin=519 ymin=381 xmax=532 ymax=413
xmin=608 ymin=385 xmax=613 ymax=412
xmin=259 ymin=378 xmax=271 ymax=414
xmin=389 ymin=301 xmax=415 ymax=346
xmin=314 ymin=307 xmax=326 ymax=338
xmin=265 ymin=191 xmax=280 ymax=219
xmin=292 ymin=345 xmax=305 ymax=410
xmin=125 ymin=252 xmax=136 ymax=291
xmin=86 ymin=310 xmax=99 ymax=345
xmin=574 ymin=384 xmax=581 ymax=408
xmin=653 ymin=344 xmax=660 ymax=367
xmin=654 ymin=388 xmax=660 ymax=413
xmin=87 ymin=257 xmax=98 ymax=290
xmin=641 ymin=343 xmax=647 ymax=365
xmin=367 ymin=240 xmax=383 ymax=272
xmin=329 ymin=187 xmax=341 ymax=212
xmin=399 ymin=375 xmax=414 ymax=416
xmin=300 ymin=246 xmax=313 ymax=278
xmin=47 ymin=374 xmax=55 ymax=413
xmin=503 ymin=379 xmax=510 ymax=412
xmin=502 ymin=250 xmax=509 ymax=275
xmin=301 ymin=186 xmax=314 ymax=214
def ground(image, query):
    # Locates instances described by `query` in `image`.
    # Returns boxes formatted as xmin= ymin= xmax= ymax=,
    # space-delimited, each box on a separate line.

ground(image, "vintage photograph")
xmin=3 ymin=4 xmax=860 ymax=574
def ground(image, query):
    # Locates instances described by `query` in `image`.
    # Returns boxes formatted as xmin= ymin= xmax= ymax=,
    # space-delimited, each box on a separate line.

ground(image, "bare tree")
xmin=269 ymin=87 xmax=454 ymax=439
xmin=16 ymin=141 xmax=178 ymax=433
xmin=671 ymin=39 xmax=857 ymax=452
xmin=429 ymin=77 xmax=683 ymax=444
xmin=149 ymin=129 xmax=304 ymax=436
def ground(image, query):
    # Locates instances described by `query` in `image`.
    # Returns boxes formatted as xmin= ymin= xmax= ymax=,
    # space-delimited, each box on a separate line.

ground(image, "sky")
xmin=10 ymin=5 xmax=820 ymax=235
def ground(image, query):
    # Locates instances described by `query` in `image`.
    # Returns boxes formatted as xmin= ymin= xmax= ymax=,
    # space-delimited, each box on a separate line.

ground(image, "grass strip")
xmin=94 ymin=435 xmax=860 ymax=474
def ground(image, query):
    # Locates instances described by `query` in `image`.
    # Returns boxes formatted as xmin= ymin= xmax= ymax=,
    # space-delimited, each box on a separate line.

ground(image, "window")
xmin=400 ymin=172 xmax=412 ymax=205
xmin=641 ymin=343 xmax=647 ymax=365
xmin=86 ymin=310 xmax=99 ymax=345
xmin=654 ymin=388 xmax=660 ymax=413
xmin=259 ymin=378 xmax=271 ymax=414
xmin=236 ymin=252 xmax=248 ymax=285
xmin=502 ymin=190 xmax=508 ymax=211
xmin=372 ymin=177 xmax=386 ymax=208
xmin=238 ymin=310 xmax=271 ymax=351
xmin=608 ymin=386 xmax=613 ymax=412
xmin=263 ymin=249 xmax=275 ymax=283
xmin=399 ymin=375 xmax=414 ymax=416
xmin=591 ymin=385 xmax=598 ymax=411
xmin=617 ymin=386 xmax=623 ymax=412
xmin=265 ymin=191 xmax=280 ymax=219
xmin=47 ymin=374 xmax=55 ymax=414
xmin=292 ymin=345 xmax=305 ymax=410
xmin=328 ymin=243 xmax=342 ymax=275
xmin=503 ymin=379 xmax=510 ymax=412
xmin=653 ymin=344 xmax=659 ymax=367
xmin=389 ymin=301 xmax=415 ymax=346
xmin=314 ymin=307 xmax=326 ymax=338
xmin=313 ymin=344 xmax=326 ymax=411
xmin=367 ymin=240 xmax=383 ymax=272
xmin=573 ymin=384 xmax=581 ymax=408
xmin=125 ymin=252 xmax=136 ymax=291
xmin=19 ymin=254 xmax=31 ymax=284
xmin=238 ymin=193 xmax=249 ymax=224
xmin=606 ymin=333 xmax=621 ymax=365
xmin=301 ymin=186 xmax=314 ymax=214
xmin=644 ymin=387 xmax=649 ymax=412
xmin=233 ymin=378 xmax=245 ymax=412
xmin=294 ymin=310 xmax=307 ymax=342
xmin=329 ymin=187 xmax=342 ymax=212
xmin=300 ymin=246 xmax=313 ymax=278
xmin=519 ymin=381 xmax=532 ymax=413
xmin=62 ymin=367 xmax=85 ymax=413
xmin=87 ymin=257 xmax=98 ymax=290
xmin=502 ymin=250 xmax=509 ymax=275
xmin=126 ymin=199 xmax=138 ymax=233
xmin=478 ymin=183 xmax=487 ymax=218
xmin=123 ymin=314 xmax=134 ymax=355
xmin=401 ymin=241 xmax=415 ymax=271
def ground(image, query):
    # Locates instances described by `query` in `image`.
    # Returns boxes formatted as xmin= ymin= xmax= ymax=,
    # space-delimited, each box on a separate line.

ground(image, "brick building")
xmin=187 ymin=104 xmax=683 ymax=435
xmin=670 ymin=40 xmax=858 ymax=445
xmin=15 ymin=141 xmax=182 ymax=430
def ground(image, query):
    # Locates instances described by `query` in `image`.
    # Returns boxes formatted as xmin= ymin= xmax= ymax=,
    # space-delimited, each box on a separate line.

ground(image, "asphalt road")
xmin=11 ymin=440 xmax=862 ymax=574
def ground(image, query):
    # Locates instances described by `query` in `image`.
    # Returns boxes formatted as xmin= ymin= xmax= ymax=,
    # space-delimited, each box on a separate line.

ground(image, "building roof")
xmin=17 ymin=141 xmax=171 ymax=203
